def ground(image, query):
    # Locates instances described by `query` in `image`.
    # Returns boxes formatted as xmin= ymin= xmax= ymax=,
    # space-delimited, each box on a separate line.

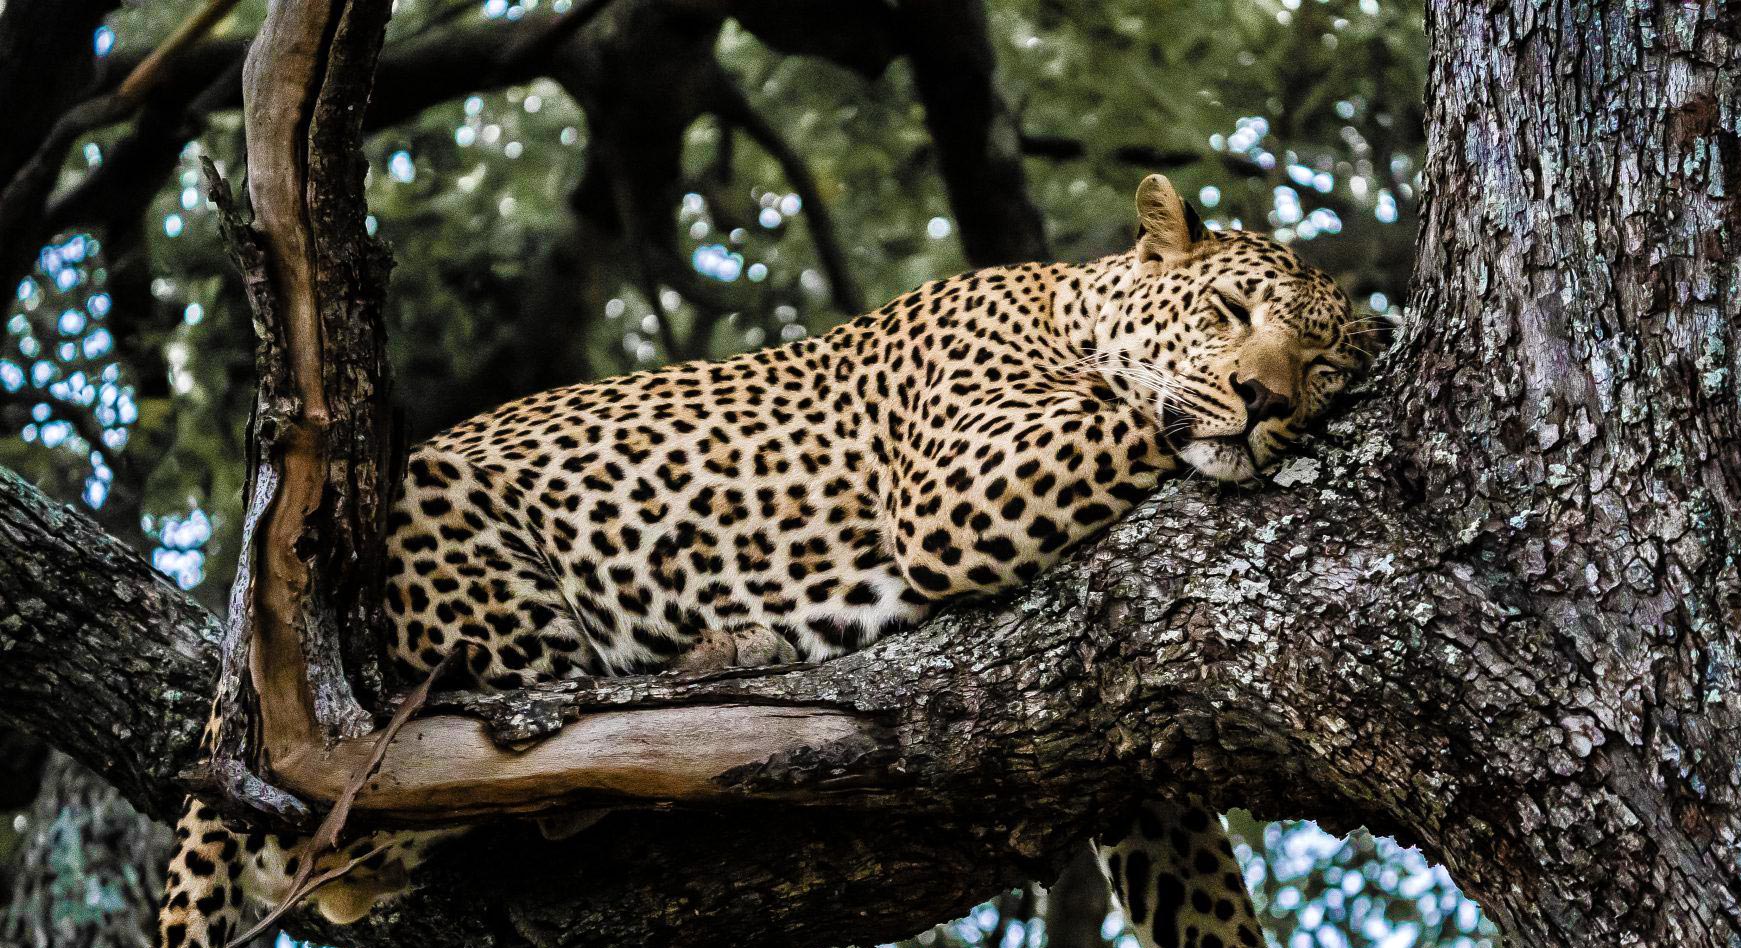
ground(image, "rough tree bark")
xmin=1388 ymin=1 xmax=1741 ymax=942
xmin=1 ymin=752 xmax=170 ymax=948
xmin=0 ymin=3 xmax=1738 ymax=948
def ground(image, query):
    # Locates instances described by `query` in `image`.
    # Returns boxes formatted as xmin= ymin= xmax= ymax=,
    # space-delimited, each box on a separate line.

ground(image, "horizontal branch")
xmin=1019 ymin=132 xmax=1200 ymax=169
xmin=0 ymin=465 xmax=217 ymax=823
xmin=6 ymin=1 xmax=888 ymax=306
xmin=0 ymin=392 xmax=1592 ymax=946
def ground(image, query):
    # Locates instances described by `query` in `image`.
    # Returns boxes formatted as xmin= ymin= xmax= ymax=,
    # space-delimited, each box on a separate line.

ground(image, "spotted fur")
xmin=1099 ymin=797 xmax=1266 ymax=948
xmin=157 ymin=175 xmax=1382 ymax=947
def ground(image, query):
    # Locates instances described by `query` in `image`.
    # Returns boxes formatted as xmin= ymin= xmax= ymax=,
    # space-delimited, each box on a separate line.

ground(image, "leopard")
xmin=156 ymin=174 xmax=1386 ymax=948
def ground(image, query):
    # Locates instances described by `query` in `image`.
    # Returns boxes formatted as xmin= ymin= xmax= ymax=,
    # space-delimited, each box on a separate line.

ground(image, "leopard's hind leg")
xmin=1095 ymin=795 xmax=1265 ymax=948
xmin=158 ymin=799 xmax=246 ymax=948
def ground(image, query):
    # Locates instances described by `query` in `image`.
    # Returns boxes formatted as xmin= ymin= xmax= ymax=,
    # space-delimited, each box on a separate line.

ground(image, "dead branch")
xmin=230 ymin=646 xmax=470 ymax=946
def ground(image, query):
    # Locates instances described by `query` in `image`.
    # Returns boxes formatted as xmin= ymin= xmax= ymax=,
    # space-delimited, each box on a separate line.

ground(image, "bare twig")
xmin=45 ymin=58 xmax=244 ymax=236
xmin=226 ymin=647 xmax=468 ymax=947
xmin=0 ymin=0 xmax=240 ymax=209
xmin=116 ymin=0 xmax=242 ymax=101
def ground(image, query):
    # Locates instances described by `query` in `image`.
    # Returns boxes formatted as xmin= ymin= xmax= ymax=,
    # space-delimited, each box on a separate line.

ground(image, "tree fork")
xmin=205 ymin=0 xmax=911 ymax=838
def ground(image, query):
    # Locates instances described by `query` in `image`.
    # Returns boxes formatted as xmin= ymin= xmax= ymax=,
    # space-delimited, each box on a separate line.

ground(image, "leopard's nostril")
xmin=1230 ymin=375 xmax=1258 ymax=408
xmin=1233 ymin=375 xmax=1292 ymax=425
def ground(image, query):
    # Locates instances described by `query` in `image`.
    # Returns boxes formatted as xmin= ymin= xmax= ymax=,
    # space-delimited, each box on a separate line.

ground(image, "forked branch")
xmin=208 ymin=0 xmax=889 ymax=837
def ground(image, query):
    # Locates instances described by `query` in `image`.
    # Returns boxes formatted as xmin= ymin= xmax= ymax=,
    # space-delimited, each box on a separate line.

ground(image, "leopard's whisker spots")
xmin=1097 ymin=369 xmax=1217 ymax=424
xmin=1154 ymin=382 xmax=1226 ymax=419
xmin=1067 ymin=360 xmax=1183 ymax=399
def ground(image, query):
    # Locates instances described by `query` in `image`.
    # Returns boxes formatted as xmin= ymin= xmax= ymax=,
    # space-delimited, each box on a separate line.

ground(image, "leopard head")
xmin=1089 ymin=173 xmax=1390 ymax=482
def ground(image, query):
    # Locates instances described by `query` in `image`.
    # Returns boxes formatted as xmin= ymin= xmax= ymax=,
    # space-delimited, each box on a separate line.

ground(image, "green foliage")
xmin=1228 ymin=815 xmax=1498 ymax=948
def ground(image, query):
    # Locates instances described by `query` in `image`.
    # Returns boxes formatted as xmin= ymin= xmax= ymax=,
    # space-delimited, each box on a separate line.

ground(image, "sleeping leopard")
xmin=158 ymin=174 xmax=1386 ymax=948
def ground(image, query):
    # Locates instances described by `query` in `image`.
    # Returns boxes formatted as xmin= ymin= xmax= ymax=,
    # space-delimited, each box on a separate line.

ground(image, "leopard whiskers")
xmin=1342 ymin=315 xmax=1394 ymax=338
xmin=1066 ymin=349 xmax=1225 ymax=420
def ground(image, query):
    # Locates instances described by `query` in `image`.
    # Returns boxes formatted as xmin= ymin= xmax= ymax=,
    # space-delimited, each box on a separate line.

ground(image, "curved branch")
xmin=0 ymin=0 xmax=118 ymax=182
xmin=714 ymin=79 xmax=865 ymax=314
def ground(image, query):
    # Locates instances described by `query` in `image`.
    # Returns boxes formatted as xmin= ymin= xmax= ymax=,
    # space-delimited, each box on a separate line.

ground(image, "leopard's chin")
xmin=1177 ymin=437 xmax=1260 ymax=483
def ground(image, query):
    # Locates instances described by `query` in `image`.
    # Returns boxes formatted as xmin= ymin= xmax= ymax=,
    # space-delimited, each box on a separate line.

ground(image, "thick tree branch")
xmin=0 ymin=393 xmax=1606 ymax=946
xmin=0 ymin=465 xmax=217 ymax=823
xmin=214 ymin=0 xmax=399 ymax=794
xmin=0 ymin=4 xmax=1735 ymax=948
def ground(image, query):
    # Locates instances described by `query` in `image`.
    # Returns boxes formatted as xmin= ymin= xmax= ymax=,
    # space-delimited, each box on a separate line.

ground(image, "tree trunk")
xmin=900 ymin=0 xmax=1050 ymax=265
xmin=0 ymin=2 xmax=1738 ymax=948
xmin=1392 ymin=1 xmax=1741 ymax=942
xmin=1 ymin=752 xmax=169 ymax=948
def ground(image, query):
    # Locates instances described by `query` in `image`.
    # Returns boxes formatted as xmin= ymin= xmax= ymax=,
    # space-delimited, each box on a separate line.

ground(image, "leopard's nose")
xmin=1231 ymin=375 xmax=1293 ymax=427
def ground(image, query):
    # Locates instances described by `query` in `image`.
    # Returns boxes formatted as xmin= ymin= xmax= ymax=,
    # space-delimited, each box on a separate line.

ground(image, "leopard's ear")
xmin=1134 ymin=174 xmax=1202 ymax=267
xmin=1181 ymin=200 xmax=1207 ymax=243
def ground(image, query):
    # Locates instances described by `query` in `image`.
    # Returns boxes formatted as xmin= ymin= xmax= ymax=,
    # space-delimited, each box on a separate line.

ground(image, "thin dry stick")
xmin=226 ymin=645 xmax=470 ymax=947
xmin=116 ymin=0 xmax=244 ymax=103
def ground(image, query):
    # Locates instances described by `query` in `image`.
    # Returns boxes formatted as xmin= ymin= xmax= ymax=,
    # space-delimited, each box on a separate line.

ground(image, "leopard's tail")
xmin=158 ymin=792 xmax=464 ymax=947
xmin=157 ymin=797 xmax=248 ymax=948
